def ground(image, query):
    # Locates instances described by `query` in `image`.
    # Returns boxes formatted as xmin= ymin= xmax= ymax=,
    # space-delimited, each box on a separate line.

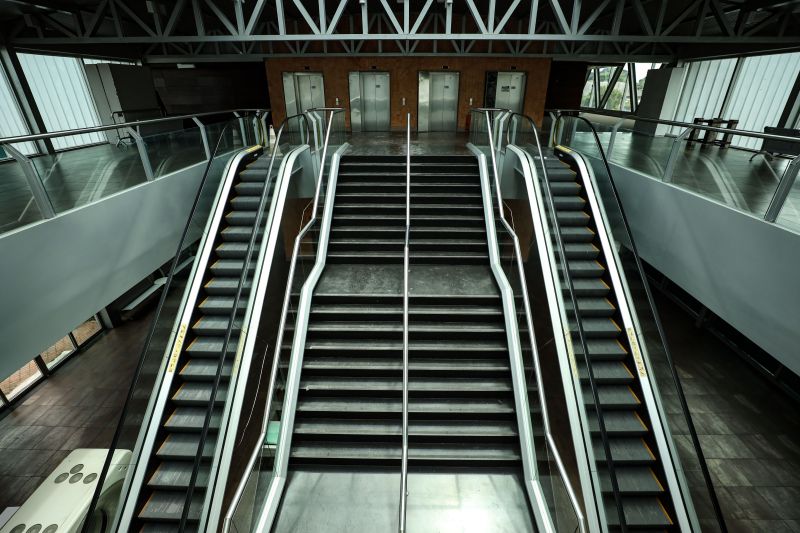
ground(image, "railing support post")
xmin=663 ymin=128 xmax=690 ymax=183
xmin=126 ymin=127 xmax=155 ymax=181
xmin=765 ymin=156 xmax=800 ymax=222
xmin=192 ymin=117 xmax=211 ymax=160
xmin=3 ymin=142 xmax=56 ymax=218
xmin=607 ymin=118 xmax=625 ymax=158
xmin=233 ymin=111 xmax=249 ymax=146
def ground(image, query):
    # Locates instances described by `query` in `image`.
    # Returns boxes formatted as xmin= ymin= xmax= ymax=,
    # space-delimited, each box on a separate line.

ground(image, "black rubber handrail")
xmin=79 ymin=112 xmax=266 ymax=533
xmin=177 ymin=112 xmax=312 ymax=532
xmin=552 ymin=111 xmax=728 ymax=532
xmin=498 ymin=111 xmax=628 ymax=531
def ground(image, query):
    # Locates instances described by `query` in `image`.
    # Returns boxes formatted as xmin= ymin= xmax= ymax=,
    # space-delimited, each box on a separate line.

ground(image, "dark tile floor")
xmin=654 ymin=292 xmax=800 ymax=532
xmin=0 ymin=313 xmax=149 ymax=510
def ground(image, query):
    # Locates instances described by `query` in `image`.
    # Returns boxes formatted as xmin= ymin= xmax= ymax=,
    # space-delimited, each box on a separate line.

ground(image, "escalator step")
xmin=209 ymin=259 xmax=257 ymax=276
xmin=564 ymin=242 xmax=600 ymax=259
xmin=582 ymin=384 xmax=641 ymax=408
xmin=588 ymin=410 xmax=649 ymax=436
xmin=570 ymin=317 xmax=621 ymax=337
xmin=565 ymin=297 xmax=616 ymax=316
xmin=179 ymin=359 xmax=233 ymax=381
xmin=563 ymin=278 xmax=610 ymax=296
xmin=577 ymin=361 xmax=633 ymax=382
xmin=564 ymin=260 xmax=606 ymax=277
xmin=148 ymin=461 xmax=209 ymax=490
xmin=164 ymin=407 xmax=222 ymax=432
xmin=156 ymin=434 xmax=210 ymax=460
xmin=204 ymin=277 xmax=252 ymax=295
xmin=558 ymin=226 xmax=596 ymax=243
xmin=220 ymin=226 xmax=264 ymax=242
xmin=198 ymin=296 xmax=248 ymax=314
xmin=556 ymin=210 xmax=591 ymax=226
xmin=185 ymin=337 xmax=238 ymax=357
xmin=295 ymin=397 xmax=516 ymax=416
xmin=171 ymin=382 xmax=228 ymax=406
xmin=594 ymin=437 xmax=656 ymax=464
xmin=215 ymin=241 xmax=261 ymax=259
xmin=137 ymin=490 xmax=203 ymax=522
xmin=554 ymin=196 xmax=586 ymax=210
xmin=604 ymin=496 xmax=674 ymax=528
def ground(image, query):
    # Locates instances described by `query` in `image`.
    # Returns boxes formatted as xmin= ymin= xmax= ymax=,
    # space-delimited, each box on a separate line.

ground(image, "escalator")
xmin=133 ymin=149 xmax=276 ymax=530
xmin=268 ymin=154 xmax=536 ymax=531
xmin=543 ymin=147 xmax=679 ymax=530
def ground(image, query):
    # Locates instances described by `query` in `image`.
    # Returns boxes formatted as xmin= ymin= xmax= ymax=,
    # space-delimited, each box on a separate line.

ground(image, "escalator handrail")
xmin=477 ymin=108 xmax=625 ymax=531
xmin=252 ymin=109 xmax=346 ymax=532
xmin=551 ymin=112 xmax=728 ymax=531
xmin=80 ymin=117 xmax=264 ymax=533
xmin=177 ymin=113 xmax=313 ymax=532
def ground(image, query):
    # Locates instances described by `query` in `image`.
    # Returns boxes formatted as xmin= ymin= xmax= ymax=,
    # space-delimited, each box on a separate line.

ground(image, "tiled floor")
xmin=655 ymin=292 xmax=800 ymax=531
xmin=0 ymin=313 xmax=149 ymax=510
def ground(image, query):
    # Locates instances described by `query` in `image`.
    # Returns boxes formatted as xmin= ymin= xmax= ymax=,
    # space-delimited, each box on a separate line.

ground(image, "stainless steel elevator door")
xmin=494 ymin=72 xmax=526 ymax=114
xmin=283 ymin=72 xmax=325 ymax=117
xmin=361 ymin=72 xmax=390 ymax=131
xmin=428 ymin=72 xmax=459 ymax=131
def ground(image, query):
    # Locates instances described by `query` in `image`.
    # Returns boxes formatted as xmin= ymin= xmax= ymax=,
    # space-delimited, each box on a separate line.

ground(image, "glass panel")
xmin=207 ymin=119 xmax=246 ymax=154
xmin=40 ymin=334 xmax=77 ymax=369
xmin=0 ymin=155 xmax=44 ymax=233
xmin=0 ymin=359 xmax=44 ymax=400
xmin=775 ymin=164 xmax=800 ymax=233
xmin=73 ymin=316 xmax=103 ymax=345
xmin=140 ymin=121 xmax=207 ymax=178
xmin=29 ymin=133 xmax=149 ymax=213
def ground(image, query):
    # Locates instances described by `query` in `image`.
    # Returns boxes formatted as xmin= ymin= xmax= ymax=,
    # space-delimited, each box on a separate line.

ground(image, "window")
xmin=17 ymin=53 xmax=105 ymax=150
xmin=0 ymin=359 xmax=44 ymax=400
xmin=0 ymin=63 xmax=36 ymax=156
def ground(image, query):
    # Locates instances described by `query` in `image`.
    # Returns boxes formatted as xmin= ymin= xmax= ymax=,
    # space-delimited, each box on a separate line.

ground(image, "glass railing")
xmin=552 ymin=109 xmax=800 ymax=234
xmin=0 ymin=109 xmax=266 ymax=236
xmin=224 ymin=108 xmax=345 ymax=533
xmin=469 ymin=108 xmax=586 ymax=533
xmin=78 ymin=110 xmax=267 ymax=533
xmin=540 ymin=113 xmax=727 ymax=531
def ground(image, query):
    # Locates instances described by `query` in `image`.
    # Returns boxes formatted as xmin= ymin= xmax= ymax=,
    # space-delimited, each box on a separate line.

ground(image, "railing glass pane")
xmin=140 ymin=121 xmax=208 ymax=178
xmin=0 ymin=155 xmax=44 ymax=233
xmin=775 ymin=170 xmax=800 ymax=233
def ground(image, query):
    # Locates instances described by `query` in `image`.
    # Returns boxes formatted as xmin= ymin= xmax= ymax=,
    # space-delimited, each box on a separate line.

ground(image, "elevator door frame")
xmin=348 ymin=71 xmax=391 ymax=132
xmin=418 ymin=71 xmax=461 ymax=132
xmin=282 ymin=72 xmax=326 ymax=117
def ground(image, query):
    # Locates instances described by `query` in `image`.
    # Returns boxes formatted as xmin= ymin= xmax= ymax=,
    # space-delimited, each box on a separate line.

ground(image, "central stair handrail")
xmin=399 ymin=112 xmax=411 ymax=533
xmin=469 ymin=107 xmax=588 ymax=533
xmin=252 ymin=108 xmax=347 ymax=532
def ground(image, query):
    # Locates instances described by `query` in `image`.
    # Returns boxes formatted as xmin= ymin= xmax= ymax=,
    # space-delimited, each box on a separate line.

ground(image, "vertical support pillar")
xmin=0 ymin=44 xmax=55 ymax=155
xmin=3 ymin=142 xmax=56 ymax=218
xmin=192 ymin=116 xmax=211 ymax=160
xmin=126 ymin=127 xmax=155 ymax=180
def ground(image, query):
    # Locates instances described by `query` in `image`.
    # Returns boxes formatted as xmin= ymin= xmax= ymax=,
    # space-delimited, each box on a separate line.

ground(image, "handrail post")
xmin=399 ymin=111 xmax=411 ymax=533
xmin=764 ymin=155 xmax=800 ymax=222
xmin=192 ymin=117 xmax=212 ymax=160
xmin=233 ymin=111 xmax=249 ymax=146
xmin=663 ymin=128 xmax=691 ymax=183
xmin=2 ymin=142 xmax=56 ymax=218
xmin=607 ymin=118 xmax=625 ymax=158
xmin=126 ymin=126 xmax=155 ymax=181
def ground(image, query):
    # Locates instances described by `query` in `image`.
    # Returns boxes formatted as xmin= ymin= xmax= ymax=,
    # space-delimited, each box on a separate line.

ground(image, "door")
xmin=282 ymin=72 xmax=325 ymax=117
xmin=430 ymin=72 xmax=459 ymax=131
xmin=350 ymin=72 xmax=390 ymax=132
xmin=495 ymin=72 xmax=526 ymax=114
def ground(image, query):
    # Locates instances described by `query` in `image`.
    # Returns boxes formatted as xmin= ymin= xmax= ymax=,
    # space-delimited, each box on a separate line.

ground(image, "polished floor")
xmin=0 ymin=313 xmax=148 ymax=511
xmin=568 ymin=131 xmax=800 ymax=234
xmin=347 ymin=132 xmax=471 ymax=156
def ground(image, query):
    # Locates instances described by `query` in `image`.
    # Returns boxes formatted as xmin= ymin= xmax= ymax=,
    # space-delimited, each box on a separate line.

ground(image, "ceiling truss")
xmin=3 ymin=0 xmax=800 ymax=62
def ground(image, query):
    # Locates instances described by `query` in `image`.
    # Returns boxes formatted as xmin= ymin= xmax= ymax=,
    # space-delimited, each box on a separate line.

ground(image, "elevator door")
xmin=494 ymin=72 xmax=526 ymax=113
xmin=349 ymin=72 xmax=390 ymax=132
xmin=282 ymin=72 xmax=325 ymax=116
xmin=419 ymin=71 xmax=460 ymax=132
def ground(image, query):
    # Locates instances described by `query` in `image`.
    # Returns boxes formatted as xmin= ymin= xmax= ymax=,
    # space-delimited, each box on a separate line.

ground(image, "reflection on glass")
xmin=73 ymin=316 xmax=103 ymax=345
xmin=0 ymin=156 xmax=45 ymax=233
xmin=775 ymin=170 xmax=800 ymax=234
xmin=30 ymin=137 xmax=149 ymax=214
xmin=0 ymin=359 xmax=44 ymax=399
xmin=142 ymin=126 xmax=207 ymax=178
xmin=40 ymin=335 xmax=78 ymax=369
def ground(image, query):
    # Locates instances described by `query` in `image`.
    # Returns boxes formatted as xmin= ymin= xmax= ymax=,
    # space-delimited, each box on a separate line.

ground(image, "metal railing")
xmin=550 ymin=108 xmax=800 ymax=227
xmin=398 ymin=111 xmax=411 ymax=533
xmin=0 ymin=108 xmax=268 ymax=236
xmin=250 ymin=108 xmax=347 ymax=532
xmin=177 ymin=113 xmax=311 ymax=533
xmin=469 ymin=108 xmax=585 ymax=533
xmin=553 ymin=113 xmax=728 ymax=531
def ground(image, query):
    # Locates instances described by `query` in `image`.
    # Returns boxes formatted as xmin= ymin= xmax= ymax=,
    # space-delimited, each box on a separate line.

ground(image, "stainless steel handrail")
xmin=399 ymin=112 xmax=411 ymax=533
xmin=556 ymin=107 xmax=800 ymax=142
xmin=0 ymin=108 xmax=269 ymax=144
xmin=253 ymin=108 xmax=346 ymax=532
